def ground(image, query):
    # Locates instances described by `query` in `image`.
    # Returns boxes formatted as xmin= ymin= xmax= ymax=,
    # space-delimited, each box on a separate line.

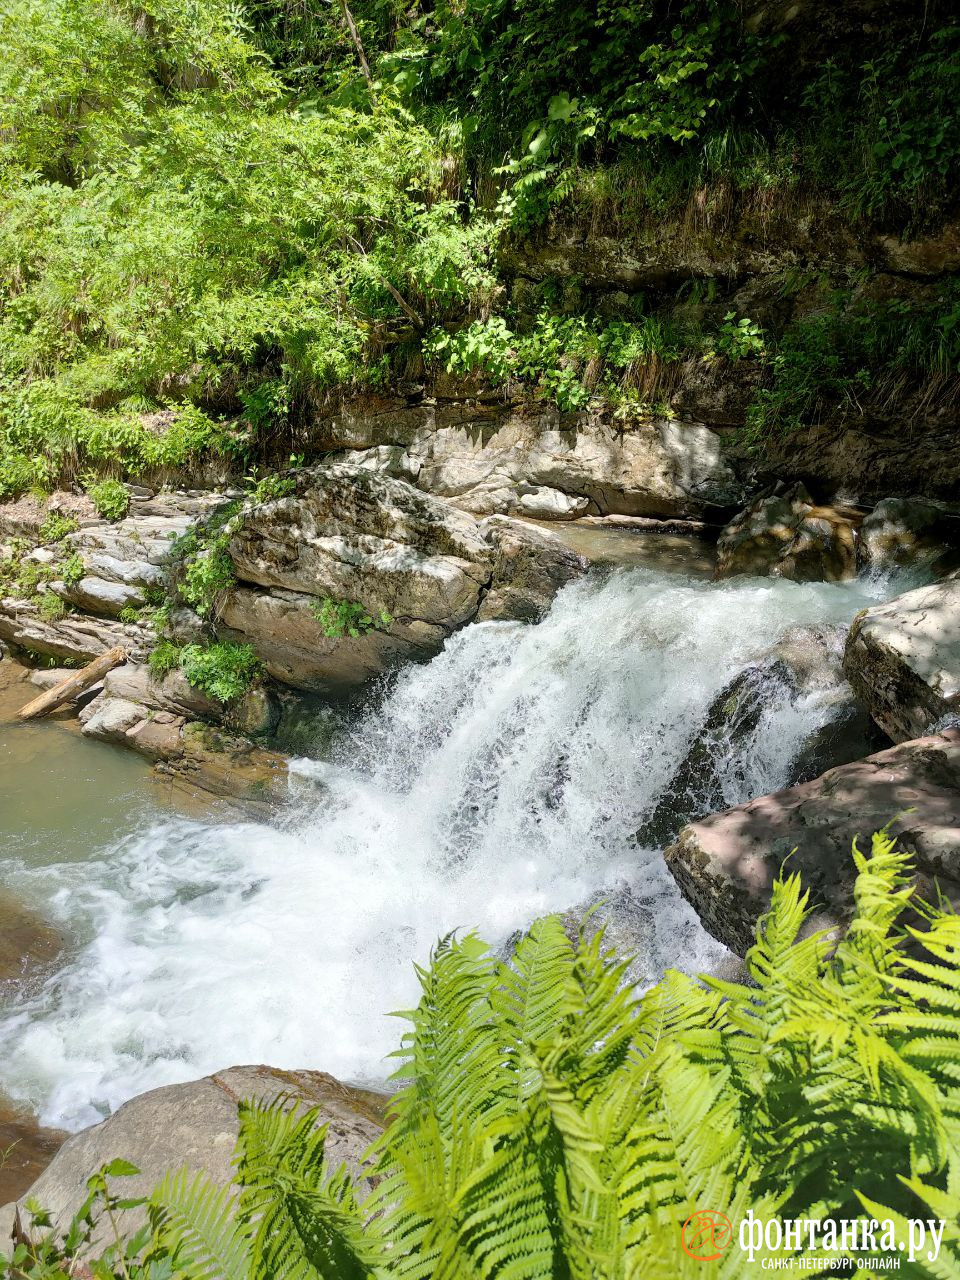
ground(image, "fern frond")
xmin=149 ymin=1167 xmax=249 ymax=1280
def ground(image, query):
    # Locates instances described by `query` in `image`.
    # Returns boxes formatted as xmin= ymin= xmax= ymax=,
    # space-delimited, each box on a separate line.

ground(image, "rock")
xmin=223 ymin=465 xmax=585 ymax=691
xmin=79 ymin=695 xmax=146 ymax=743
xmin=101 ymin=665 xmax=280 ymax=735
xmin=716 ymin=483 xmax=861 ymax=582
xmin=228 ymin=686 xmax=281 ymax=737
xmin=844 ymin=577 xmax=960 ymax=742
xmin=229 ymin=464 xmax=491 ymax=627
xmin=320 ymin=397 xmax=746 ymax=519
xmin=0 ymin=600 xmax=150 ymax=664
xmin=664 ymin=729 xmax=960 ymax=955
xmin=515 ymin=486 xmax=590 ymax=520
xmin=80 ymin=696 xmax=289 ymax=812
xmin=860 ymin=497 xmax=960 ymax=576
xmin=476 ymin=517 xmax=588 ymax=623
xmin=58 ymin=575 xmax=144 ymax=618
xmin=637 ymin=624 xmax=879 ymax=847
xmin=0 ymin=1066 xmax=386 ymax=1252
xmin=221 ymin=587 xmax=434 ymax=692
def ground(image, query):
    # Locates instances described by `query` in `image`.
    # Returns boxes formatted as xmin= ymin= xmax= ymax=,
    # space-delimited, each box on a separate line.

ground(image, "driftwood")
xmin=17 ymin=647 xmax=126 ymax=721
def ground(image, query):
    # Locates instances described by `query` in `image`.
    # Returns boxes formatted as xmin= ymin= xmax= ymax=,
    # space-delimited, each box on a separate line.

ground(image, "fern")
xmin=11 ymin=831 xmax=960 ymax=1280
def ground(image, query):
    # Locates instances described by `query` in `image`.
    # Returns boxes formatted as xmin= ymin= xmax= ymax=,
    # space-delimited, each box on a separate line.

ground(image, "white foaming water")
xmin=0 ymin=566 xmax=897 ymax=1129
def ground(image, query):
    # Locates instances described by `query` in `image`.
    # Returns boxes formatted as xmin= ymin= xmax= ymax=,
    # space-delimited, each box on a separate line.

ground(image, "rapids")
xmin=0 ymin=564 xmax=902 ymax=1129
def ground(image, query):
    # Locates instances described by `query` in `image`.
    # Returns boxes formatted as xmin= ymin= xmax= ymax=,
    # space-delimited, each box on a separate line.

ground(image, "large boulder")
xmin=717 ymin=483 xmax=860 ymax=582
xmin=860 ymin=497 xmax=960 ymax=577
xmin=0 ymin=1066 xmax=386 ymax=1254
xmin=637 ymin=624 xmax=879 ymax=847
xmin=222 ymin=465 xmax=586 ymax=691
xmin=664 ymin=729 xmax=960 ymax=955
xmin=843 ymin=577 xmax=960 ymax=742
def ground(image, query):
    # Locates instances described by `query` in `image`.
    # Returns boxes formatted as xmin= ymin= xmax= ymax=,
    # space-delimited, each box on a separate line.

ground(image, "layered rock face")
xmin=843 ymin=577 xmax=960 ymax=742
xmin=664 ymin=730 xmax=960 ymax=955
xmin=0 ymin=491 xmax=226 ymax=665
xmin=222 ymin=464 xmax=588 ymax=691
xmin=319 ymin=399 xmax=747 ymax=521
xmin=0 ymin=1066 xmax=386 ymax=1253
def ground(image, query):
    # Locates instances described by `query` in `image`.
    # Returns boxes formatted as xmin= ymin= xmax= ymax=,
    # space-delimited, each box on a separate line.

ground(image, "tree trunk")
xmin=17 ymin=647 xmax=126 ymax=721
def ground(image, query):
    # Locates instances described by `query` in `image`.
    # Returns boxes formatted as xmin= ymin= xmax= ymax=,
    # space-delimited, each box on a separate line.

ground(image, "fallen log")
xmin=17 ymin=647 xmax=126 ymax=721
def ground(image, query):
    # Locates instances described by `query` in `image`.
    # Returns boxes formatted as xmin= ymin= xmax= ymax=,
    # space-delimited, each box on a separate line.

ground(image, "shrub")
xmin=310 ymin=596 xmax=392 ymax=638
xmin=713 ymin=311 xmax=765 ymax=360
xmin=180 ymin=545 xmax=235 ymax=619
xmin=85 ymin=479 xmax=130 ymax=522
xmin=8 ymin=832 xmax=960 ymax=1278
xmin=178 ymin=642 xmax=263 ymax=703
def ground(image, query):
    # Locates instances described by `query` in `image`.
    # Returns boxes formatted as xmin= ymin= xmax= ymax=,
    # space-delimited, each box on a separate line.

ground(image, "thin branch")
xmin=338 ymin=0 xmax=377 ymax=106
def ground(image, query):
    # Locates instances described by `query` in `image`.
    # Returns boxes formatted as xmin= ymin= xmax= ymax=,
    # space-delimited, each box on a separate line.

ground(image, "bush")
xmin=85 ymin=479 xmax=129 ymax=522
xmin=8 ymin=832 xmax=960 ymax=1278
xmin=178 ymin=642 xmax=263 ymax=703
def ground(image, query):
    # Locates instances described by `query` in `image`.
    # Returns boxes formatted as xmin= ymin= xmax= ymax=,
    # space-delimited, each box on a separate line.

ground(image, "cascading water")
xmin=0 ymin=564 xmax=900 ymax=1130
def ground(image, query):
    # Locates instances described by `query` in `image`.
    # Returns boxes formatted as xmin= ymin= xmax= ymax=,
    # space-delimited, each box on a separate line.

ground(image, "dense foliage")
xmin=0 ymin=0 xmax=958 ymax=499
xmin=8 ymin=832 xmax=960 ymax=1277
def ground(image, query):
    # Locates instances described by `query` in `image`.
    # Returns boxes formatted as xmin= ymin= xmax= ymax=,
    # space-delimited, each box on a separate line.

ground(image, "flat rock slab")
xmin=0 ymin=1065 xmax=386 ymax=1254
xmin=664 ymin=729 xmax=960 ymax=955
xmin=844 ymin=577 xmax=960 ymax=742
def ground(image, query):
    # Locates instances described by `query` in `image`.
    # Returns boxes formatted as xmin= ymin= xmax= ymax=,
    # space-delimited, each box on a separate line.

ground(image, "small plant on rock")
xmin=309 ymin=596 xmax=392 ymax=638
xmin=38 ymin=512 xmax=78 ymax=544
xmin=147 ymin=639 xmax=181 ymax=682
xmin=713 ymin=311 xmax=766 ymax=360
xmin=178 ymin=642 xmax=263 ymax=703
xmin=60 ymin=553 xmax=85 ymax=587
xmin=37 ymin=590 xmax=65 ymax=621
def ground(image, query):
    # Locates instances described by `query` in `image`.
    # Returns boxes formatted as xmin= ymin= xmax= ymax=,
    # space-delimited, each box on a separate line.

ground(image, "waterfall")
xmin=0 ymin=565 xmax=897 ymax=1130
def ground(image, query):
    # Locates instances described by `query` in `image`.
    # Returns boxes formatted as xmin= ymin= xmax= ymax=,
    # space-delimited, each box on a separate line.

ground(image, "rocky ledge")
xmin=221 ymin=463 xmax=588 ymax=691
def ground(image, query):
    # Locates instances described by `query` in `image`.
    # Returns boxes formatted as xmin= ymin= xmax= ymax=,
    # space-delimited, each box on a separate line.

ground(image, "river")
xmin=0 ymin=548 xmax=903 ymax=1131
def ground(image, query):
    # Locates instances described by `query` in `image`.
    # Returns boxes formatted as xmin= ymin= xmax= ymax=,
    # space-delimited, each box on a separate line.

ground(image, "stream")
xmin=0 ymin=544 xmax=906 ymax=1131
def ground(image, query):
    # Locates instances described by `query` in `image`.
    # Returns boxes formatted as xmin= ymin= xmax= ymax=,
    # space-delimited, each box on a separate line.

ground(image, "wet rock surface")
xmin=860 ymin=497 xmax=960 ymax=576
xmin=637 ymin=624 xmax=881 ymax=848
